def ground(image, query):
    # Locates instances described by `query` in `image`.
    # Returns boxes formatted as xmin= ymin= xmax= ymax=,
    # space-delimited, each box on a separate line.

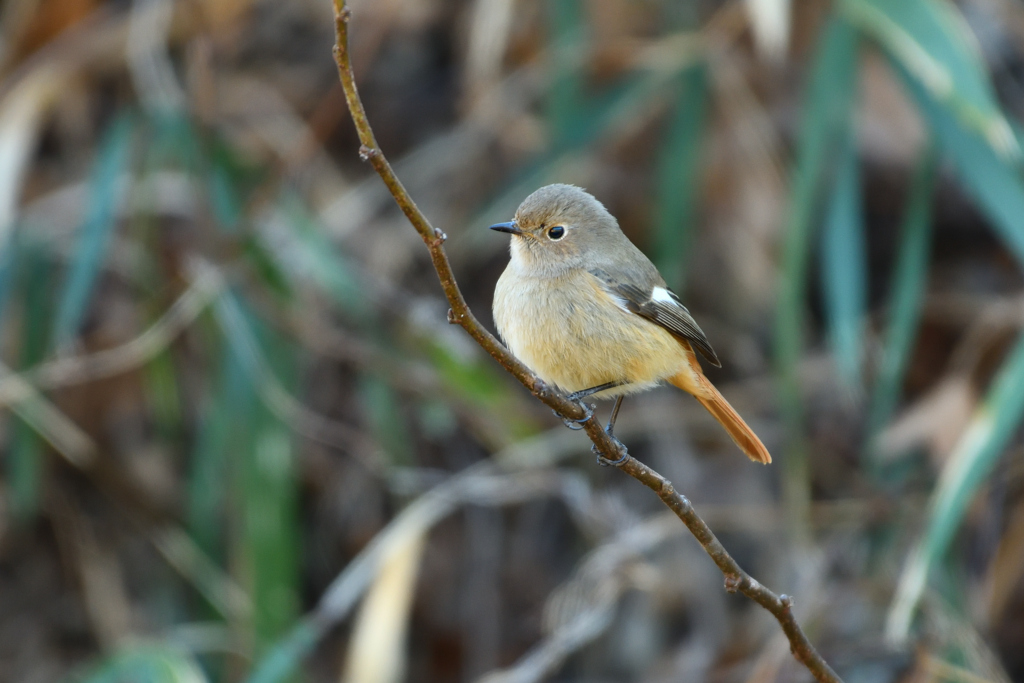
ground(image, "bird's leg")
xmin=558 ymin=381 xmax=623 ymax=430
xmin=605 ymin=395 xmax=624 ymax=437
xmin=567 ymin=381 xmax=623 ymax=402
xmin=595 ymin=395 xmax=628 ymax=466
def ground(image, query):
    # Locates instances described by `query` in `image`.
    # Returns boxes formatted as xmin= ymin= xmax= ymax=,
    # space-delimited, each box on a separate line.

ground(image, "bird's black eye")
xmin=547 ymin=226 xmax=565 ymax=240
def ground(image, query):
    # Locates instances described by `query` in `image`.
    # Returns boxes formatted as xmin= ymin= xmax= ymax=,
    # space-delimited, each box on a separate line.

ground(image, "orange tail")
xmin=668 ymin=353 xmax=771 ymax=464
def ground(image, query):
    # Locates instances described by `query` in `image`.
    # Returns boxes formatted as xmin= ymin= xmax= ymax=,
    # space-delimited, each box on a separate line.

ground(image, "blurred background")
xmin=2 ymin=0 xmax=1024 ymax=681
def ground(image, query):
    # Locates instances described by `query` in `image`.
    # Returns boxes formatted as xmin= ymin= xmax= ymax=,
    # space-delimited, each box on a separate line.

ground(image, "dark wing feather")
xmin=589 ymin=268 xmax=721 ymax=367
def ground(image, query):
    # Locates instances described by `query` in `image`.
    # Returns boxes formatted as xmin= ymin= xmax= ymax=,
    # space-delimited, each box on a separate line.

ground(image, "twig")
xmin=0 ymin=253 xmax=382 ymax=470
xmin=478 ymin=513 xmax=688 ymax=683
xmin=331 ymin=3 xmax=843 ymax=682
xmin=0 ymin=263 xmax=221 ymax=408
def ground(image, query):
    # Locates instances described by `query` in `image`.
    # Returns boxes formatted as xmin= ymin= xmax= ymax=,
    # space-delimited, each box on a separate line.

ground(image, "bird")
xmin=490 ymin=183 xmax=771 ymax=465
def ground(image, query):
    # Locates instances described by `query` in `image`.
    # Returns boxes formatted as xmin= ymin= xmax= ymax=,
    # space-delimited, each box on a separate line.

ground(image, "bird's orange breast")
xmin=493 ymin=267 xmax=690 ymax=396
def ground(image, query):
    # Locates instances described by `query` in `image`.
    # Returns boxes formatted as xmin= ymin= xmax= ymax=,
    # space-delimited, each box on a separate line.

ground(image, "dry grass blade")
xmin=744 ymin=0 xmax=790 ymax=60
xmin=0 ymin=66 xmax=66 ymax=252
xmin=246 ymin=463 xmax=574 ymax=683
xmin=0 ymin=359 xmax=96 ymax=468
xmin=464 ymin=0 xmax=515 ymax=101
xmin=477 ymin=514 xmax=681 ymax=683
xmin=66 ymin=510 xmax=134 ymax=649
xmin=982 ymin=498 xmax=1024 ymax=626
xmin=887 ymin=328 xmax=1024 ymax=642
xmin=152 ymin=527 xmax=253 ymax=623
xmin=920 ymin=657 xmax=999 ymax=683
xmin=341 ymin=530 xmax=425 ymax=683
xmin=329 ymin=2 xmax=843 ymax=682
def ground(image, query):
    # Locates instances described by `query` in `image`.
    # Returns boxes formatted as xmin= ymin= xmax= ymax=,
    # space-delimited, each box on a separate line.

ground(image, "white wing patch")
xmin=651 ymin=287 xmax=674 ymax=304
xmin=588 ymin=268 xmax=722 ymax=367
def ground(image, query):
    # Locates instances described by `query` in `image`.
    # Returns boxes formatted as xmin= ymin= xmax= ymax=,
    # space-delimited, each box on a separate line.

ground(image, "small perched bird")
xmin=490 ymin=184 xmax=771 ymax=465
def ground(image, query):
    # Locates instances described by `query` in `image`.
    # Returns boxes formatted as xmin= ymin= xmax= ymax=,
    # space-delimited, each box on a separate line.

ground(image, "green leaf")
xmin=819 ymin=124 xmax=868 ymax=390
xmin=204 ymin=134 xmax=266 ymax=233
xmin=840 ymin=0 xmax=1017 ymax=159
xmin=650 ymin=65 xmax=710 ymax=292
xmin=358 ymin=373 xmax=413 ymax=466
xmin=144 ymin=349 xmax=183 ymax=441
xmin=52 ymin=113 xmax=135 ymax=349
xmin=546 ymin=0 xmax=589 ymax=147
xmin=187 ymin=340 xmax=251 ymax=564
xmin=867 ymin=145 xmax=938 ymax=444
xmin=423 ymin=341 xmax=506 ymax=405
xmin=0 ymin=231 xmax=16 ymax=327
xmin=774 ymin=16 xmax=860 ymax=403
xmin=417 ymin=400 xmax=457 ymax=440
xmin=73 ymin=645 xmax=206 ymax=683
xmin=886 ymin=329 xmax=1024 ymax=643
xmin=212 ymin=293 xmax=301 ymax=654
xmin=9 ymin=414 xmax=45 ymax=521
xmin=896 ymin=66 xmax=1024 ymax=269
xmin=272 ymin=194 xmax=370 ymax=322
xmin=244 ymin=233 xmax=295 ymax=302
xmin=147 ymin=113 xmax=202 ymax=173
xmin=422 ymin=339 xmax=534 ymax=439
xmin=9 ymin=242 xmax=54 ymax=519
xmin=240 ymin=420 xmax=300 ymax=652
xmin=209 ymin=163 xmax=243 ymax=233
xmin=245 ymin=619 xmax=320 ymax=683
xmin=238 ymin=316 xmax=300 ymax=653
xmin=773 ymin=16 xmax=859 ymax=530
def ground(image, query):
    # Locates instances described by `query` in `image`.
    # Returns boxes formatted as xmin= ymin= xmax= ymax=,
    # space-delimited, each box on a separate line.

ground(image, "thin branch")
xmin=0 ymin=263 xmax=221 ymax=408
xmin=331 ymin=3 xmax=843 ymax=683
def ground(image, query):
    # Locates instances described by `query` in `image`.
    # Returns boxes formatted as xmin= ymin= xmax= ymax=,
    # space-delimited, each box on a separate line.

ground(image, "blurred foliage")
xmin=2 ymin=0 xmax=1024 ymax=682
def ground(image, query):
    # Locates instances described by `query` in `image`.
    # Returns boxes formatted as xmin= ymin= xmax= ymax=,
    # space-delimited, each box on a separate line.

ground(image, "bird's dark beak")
xmin=489 ymin=221 xmax=522 ymax=235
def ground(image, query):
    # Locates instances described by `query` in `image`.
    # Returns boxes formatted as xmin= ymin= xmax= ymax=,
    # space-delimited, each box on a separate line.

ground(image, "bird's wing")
xmin=588 ymin=267 xmax=721 ymax=367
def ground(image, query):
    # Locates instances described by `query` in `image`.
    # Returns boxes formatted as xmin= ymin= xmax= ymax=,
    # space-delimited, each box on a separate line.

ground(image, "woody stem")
xmin=330 ymin=3 xmax=843 ymax=683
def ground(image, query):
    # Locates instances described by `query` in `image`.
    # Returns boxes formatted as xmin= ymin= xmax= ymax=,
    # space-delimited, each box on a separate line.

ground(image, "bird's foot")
xmin=566 ymin=389 xmax=590 ymax=403
xmin=592 ymin=431 xmax=628 ymax=466
xmin=556 ymin=401 xmax=594 ymax=431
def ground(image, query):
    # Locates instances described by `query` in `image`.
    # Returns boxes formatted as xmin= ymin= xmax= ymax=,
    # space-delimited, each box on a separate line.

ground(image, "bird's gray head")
xmin=489 ymin=184 xmax=622 ymax=276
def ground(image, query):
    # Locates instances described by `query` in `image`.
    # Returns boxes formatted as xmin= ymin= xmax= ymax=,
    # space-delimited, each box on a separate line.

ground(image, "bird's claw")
xmin=556 ymin=401 xmax=594 ymax=430
xmin=593 ymin=433 xmax=628 ymax=466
